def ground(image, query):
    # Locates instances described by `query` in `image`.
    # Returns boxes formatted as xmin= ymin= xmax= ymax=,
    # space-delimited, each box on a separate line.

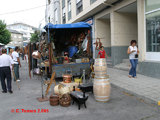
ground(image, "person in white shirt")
xmin=12 ymin=47 xmax=21 ymax=82
xmin=0 ymin=49 xmax=14 ymax=93
xmin=127 ymin=40 xmax=139 ymax=78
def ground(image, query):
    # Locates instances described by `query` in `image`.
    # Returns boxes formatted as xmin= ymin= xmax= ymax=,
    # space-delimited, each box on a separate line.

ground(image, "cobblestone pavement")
xmin=0 ymin=60 xmax=160 ymax=120
xmin=108 ymin=68 xmax=160 ymax=105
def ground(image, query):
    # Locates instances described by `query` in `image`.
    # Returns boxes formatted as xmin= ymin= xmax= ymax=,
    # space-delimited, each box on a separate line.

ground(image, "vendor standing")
xmin=0 ymin=49 xmax=14 ymax=93
xmin=97 ymin=46 xmax=108 ymax=58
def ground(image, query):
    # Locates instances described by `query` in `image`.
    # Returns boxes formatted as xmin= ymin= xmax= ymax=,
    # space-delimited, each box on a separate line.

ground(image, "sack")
xmin=135 ymin=54 xmax=138 ymax=58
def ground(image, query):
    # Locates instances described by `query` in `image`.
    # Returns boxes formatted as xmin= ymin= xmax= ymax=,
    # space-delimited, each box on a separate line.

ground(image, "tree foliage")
xmin=30 ymin=30 xmax=40 ymax=43
xmin=0 ymin=20 xmax=11 ymax=45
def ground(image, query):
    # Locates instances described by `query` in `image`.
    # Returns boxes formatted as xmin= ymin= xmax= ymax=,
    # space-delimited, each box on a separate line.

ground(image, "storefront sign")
xmin=85 ymin=18 xmax=93 ymax=25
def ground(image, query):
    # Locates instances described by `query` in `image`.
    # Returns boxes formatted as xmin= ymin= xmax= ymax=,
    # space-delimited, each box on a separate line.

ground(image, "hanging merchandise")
xmin=81 ymin=35 xmax=88 ymax=51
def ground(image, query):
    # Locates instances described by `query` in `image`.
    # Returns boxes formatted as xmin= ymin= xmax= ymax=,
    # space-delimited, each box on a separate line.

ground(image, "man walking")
xmin=0 ymin=49 xmax=14 ymax=93
xmin=12 ymin=46 xmax=21 ymax=82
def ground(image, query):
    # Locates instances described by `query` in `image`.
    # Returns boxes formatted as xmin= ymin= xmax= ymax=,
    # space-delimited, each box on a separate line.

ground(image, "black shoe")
xmin=8 ymin=91 xmax=13 ymax=94
xmin=2 ymin=91 xmax=7 ymax=93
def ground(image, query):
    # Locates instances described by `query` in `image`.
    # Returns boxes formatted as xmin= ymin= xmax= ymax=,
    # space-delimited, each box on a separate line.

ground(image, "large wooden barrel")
xmin=94 ymin=58 xmax=107 ymax=77
xmin=93 ymin=76 xmax=111 ymax=102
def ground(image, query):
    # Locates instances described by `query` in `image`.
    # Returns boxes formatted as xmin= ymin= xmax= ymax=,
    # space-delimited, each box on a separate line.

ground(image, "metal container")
xmin=63 ymin=74 xmax=72 ymax=83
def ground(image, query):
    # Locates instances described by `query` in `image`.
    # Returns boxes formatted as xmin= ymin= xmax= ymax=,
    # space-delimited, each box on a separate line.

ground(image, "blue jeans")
xmin=129 ymin=59 xmax=138 ymax=77
xmin=13 ymin=64 xmax=19 ymax=81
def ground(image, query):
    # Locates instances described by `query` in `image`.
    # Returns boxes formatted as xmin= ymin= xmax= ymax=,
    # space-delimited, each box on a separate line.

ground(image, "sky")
xmin=0 ymin=0 xmax=46 ymax=28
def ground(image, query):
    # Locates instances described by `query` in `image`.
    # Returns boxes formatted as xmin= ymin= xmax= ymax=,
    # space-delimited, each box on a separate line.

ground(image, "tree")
xmin=30 ymin=31 xmax=40 ymax=43
xmin=0 ymin=20 xmax=11 ymax=45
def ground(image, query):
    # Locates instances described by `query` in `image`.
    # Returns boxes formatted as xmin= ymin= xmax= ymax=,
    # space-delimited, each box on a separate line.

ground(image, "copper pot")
xmin=63 ymin=74 xmax=72 ymax=83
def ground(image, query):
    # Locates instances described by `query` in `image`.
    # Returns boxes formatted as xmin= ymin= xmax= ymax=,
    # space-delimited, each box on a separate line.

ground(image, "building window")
xmin=68 ymin=0 xmax=71 ymax=20
xmin=146 ymin=0 xmax=160 ymax=52
xmin=48 ymin=16 xmax=51 ymax=22
xmin=62 ymin=0 xmax=65 ymax=8
xmin=62 ymin=0 xmax=66 ymax=24
xmin=48 ymin=0 xmax=51 ymax=5
xmin=54 ymin=8 xmax=58 ymax=24
xmin=90 ymin=0 xmax=97 ymax=4
xmin=76 ymin=0 xmax=83 ymax=15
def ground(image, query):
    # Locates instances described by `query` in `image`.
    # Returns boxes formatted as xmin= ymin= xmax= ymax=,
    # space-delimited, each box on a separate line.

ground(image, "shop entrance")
xmin=112 ymin=2 xmax=138 ymax=66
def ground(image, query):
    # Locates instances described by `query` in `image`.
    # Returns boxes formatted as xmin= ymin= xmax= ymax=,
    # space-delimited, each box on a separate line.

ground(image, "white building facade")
xmin=7 ymin=29 xmax=23 ymax=47
xmin=7 ymin=23 xmax=37 ymax=46
xmin=46 ymin=0 xmax=160 ymax=79
xmin=45 ymin=0 xmax=61 ymax=24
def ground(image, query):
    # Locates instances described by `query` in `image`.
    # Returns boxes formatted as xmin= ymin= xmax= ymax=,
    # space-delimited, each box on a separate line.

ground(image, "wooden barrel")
xmin=49 ymin=95 xmax=59 ymax=106
xmin=94 ymin=58 xmax=107 ymax=77
xmin=93 ymin=76 xmax=111 ymax=102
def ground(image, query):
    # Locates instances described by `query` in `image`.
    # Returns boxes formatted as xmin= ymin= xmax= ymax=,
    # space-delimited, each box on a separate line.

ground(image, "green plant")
xmin=0 ymin=20 xmax=11 ymax=45
xmin=30 ymin=30 xmax=40 ymax=43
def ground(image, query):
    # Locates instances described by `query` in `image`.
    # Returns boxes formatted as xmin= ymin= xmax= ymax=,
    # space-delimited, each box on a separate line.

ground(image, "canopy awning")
xmin=44 ymin=22 xmax=91 ymax=30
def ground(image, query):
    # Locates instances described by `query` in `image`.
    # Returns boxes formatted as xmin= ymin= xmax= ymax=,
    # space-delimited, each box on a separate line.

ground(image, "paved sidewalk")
xmin=2 ymin=60 xmax=160 ymax=120
xmin=108 ymin=68 xmax=160 ymax=105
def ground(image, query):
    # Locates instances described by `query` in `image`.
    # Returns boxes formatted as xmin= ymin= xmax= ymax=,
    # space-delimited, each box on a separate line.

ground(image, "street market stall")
xmin=28 ymin=22 xmax=110 ymax=107
xmin=43 ymin=22 xmax=93 ymax=78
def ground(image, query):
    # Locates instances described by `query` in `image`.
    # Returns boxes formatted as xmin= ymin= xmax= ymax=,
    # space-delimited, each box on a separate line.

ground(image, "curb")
xmin=111 ymin=83 xmax=160 ymax=109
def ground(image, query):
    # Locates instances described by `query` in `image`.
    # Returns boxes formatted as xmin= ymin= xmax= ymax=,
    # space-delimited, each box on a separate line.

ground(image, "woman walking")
xmin=127 ymin=40 xmax=139 ymax=78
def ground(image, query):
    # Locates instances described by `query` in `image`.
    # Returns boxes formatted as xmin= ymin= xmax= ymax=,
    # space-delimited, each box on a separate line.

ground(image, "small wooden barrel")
xmin=49 ymin=95 xmax=59 ymax=106
xmin=93 ymin=76 xmax=111 ymax=102
xmin=94 ymin=58 xmax=107 ymax=77
xmin=63 ymin=74 xmax=72 ymax=83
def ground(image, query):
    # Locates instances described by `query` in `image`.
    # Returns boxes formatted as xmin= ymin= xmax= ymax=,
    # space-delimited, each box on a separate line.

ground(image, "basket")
xmin=59 ymin=94 xmax=71 ymax=107
xmin=54 ymin=84 xmax=70 ymax=95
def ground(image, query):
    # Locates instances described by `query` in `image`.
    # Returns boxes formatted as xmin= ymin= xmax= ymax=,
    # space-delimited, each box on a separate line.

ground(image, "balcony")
xmin=69 ymin=0 xmax=121 ymax=23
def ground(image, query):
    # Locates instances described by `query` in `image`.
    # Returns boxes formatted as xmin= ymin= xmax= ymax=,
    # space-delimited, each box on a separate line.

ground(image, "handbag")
xmin=135 ymin=54 xmax=138 ymax=58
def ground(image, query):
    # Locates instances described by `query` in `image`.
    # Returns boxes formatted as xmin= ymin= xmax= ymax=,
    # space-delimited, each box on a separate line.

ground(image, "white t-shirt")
xmin=12 ymin=51 xmax=19 ymax=64
xmin=129 ymin=46 xmax=138 ymax=59
xmin=0 ymin=54 xmax=14 ymax=67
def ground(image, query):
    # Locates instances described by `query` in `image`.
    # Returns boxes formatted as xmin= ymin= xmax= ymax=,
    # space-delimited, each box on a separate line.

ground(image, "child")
xmin=97 ymin=46 xmax=108 ymax=58
xmin=63 ymin=52 xmax=69 ymax=64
